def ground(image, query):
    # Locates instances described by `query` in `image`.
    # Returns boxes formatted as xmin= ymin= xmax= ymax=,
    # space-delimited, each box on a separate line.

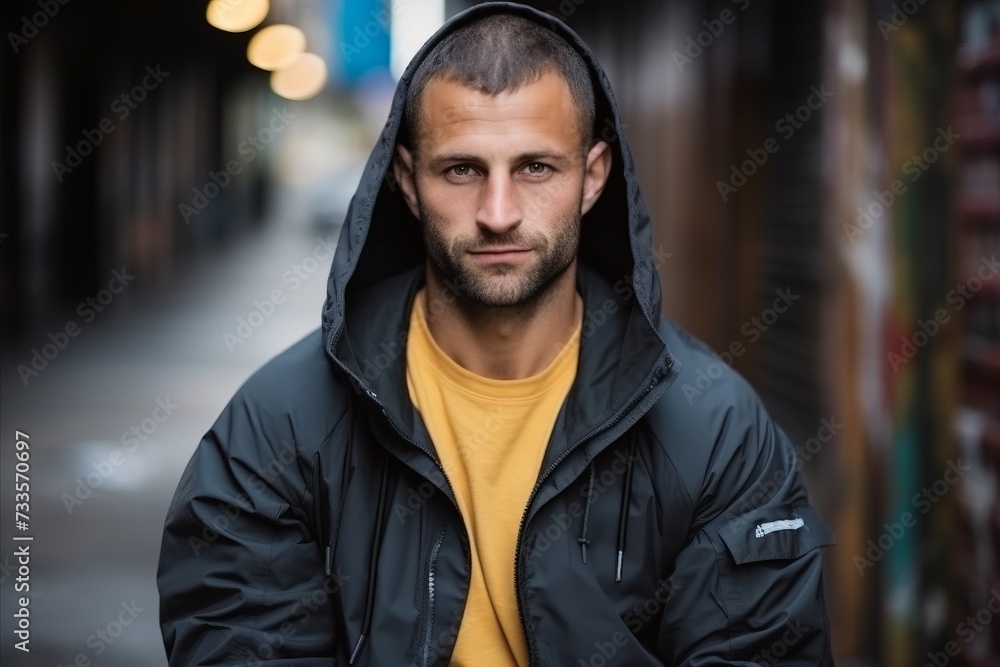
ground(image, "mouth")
xmin=468 ymin=248 xmax=533 ymax=263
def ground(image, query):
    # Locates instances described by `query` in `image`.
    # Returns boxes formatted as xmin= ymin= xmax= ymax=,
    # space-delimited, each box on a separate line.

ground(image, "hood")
xmin=322 ymin=1 xmax=670 ymax=411
xmin=323 ymin=2 xmax=680 ymax=456
xmin=315 ymin=15 xmax=679 ymax=656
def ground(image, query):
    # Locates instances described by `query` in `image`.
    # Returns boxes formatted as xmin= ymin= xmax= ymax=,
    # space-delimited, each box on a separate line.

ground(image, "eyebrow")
xmin=425 ymin=151 xmax=573 ymax=170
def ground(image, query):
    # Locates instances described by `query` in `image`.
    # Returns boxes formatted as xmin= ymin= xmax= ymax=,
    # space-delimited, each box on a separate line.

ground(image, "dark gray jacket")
xmin=157 ymin=3 xmax=836 ymax=665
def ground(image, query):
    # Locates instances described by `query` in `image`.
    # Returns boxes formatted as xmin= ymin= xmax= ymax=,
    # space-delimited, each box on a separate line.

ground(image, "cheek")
xmin=415 ymin=177 xmax=474 ymax=222
xmin=521 ymin=179 xmax=583 ymax=221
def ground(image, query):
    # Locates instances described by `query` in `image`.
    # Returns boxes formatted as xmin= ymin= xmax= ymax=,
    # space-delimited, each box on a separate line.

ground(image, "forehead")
xmin=414 ymin=73 xmax=582 ymax=154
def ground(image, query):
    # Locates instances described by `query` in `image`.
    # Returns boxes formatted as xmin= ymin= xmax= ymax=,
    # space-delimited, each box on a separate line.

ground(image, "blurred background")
xmin=0 ymin=0 xmax=998 ymax=665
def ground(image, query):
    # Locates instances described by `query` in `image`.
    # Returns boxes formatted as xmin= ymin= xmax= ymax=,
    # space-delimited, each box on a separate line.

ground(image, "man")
xmin=158 ymin=3 xmax=836 ymax=665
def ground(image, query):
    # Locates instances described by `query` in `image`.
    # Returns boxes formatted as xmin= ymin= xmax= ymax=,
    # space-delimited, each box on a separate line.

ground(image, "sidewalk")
xmin=0 ymin=218 xmax=337 ymax=666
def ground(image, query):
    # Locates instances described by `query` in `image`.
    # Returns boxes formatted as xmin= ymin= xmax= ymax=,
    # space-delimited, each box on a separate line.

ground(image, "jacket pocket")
xmin=717 ymin=503 xmax=835 ymax=564
xmin=711 ymin=504 xmax=836 ymax=659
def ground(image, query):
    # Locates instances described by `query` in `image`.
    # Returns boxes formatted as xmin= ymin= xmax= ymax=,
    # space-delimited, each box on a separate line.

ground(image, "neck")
xmin=421 ymin=262 xmax=583 ymax=380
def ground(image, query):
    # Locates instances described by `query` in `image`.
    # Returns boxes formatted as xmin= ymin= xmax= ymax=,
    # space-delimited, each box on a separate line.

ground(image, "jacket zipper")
xmin=422 ymin=524 xmax=447 ymax=667
xmin=376 ymin=401 xmax=460 ymax=513
xmin=329 ymin=330 xmax=461 ymax=512
xmin=378 ymin=404 xmax=472 ymax=666
xmin=330 ymin=327 xmax=471 ymax=665
xmin=513 ymin=373 xmax=663 ymax=666
xmin=373 ymin=397 xmax=470 ymax=666
xmin=332 ymin=325 xmax=669 ymax=665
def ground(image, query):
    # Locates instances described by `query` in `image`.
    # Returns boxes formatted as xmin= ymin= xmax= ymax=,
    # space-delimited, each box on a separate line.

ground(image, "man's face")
xmin=394 ymin=72 xmax=611 ymax=308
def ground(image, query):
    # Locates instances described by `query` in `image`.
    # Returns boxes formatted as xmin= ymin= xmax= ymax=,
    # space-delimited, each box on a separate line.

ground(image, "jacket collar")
xmin=332 ymin=262 xmax=677 ymax=472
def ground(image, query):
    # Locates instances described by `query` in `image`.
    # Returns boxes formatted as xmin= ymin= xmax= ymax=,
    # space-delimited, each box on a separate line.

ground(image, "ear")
xmin=393 ymin=144 xmax=421 ymax=220
xmin=581 ymin=140 xmax=612 ymax=216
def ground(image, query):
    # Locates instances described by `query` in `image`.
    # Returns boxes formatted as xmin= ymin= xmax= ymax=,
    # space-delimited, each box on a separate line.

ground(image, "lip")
xmin=468 ymin=248 xmax=533 ymax=263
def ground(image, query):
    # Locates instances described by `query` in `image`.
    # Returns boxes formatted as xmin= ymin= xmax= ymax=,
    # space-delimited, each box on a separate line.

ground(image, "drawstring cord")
xmin=350 ymin=460 xmax=390 ymax=665
xmin=615 ymin=427 xmax=638 ymax=582
xmin=347 ymin=424 xmax=640 ymax=663
xmin=577 ymin=426 xmax=639 ymax=582
xmin=578 ymin=463 xmax=596 ymax=564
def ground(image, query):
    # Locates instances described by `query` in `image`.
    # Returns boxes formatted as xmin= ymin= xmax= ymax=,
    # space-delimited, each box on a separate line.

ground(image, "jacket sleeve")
xmin=157 ymin=385 xmax=341 ymax=667
xmin=659 ymin=394 xmax=836 ymax=666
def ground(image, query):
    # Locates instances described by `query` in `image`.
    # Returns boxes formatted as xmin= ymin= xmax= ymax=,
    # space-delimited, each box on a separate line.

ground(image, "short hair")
xmin=402 ymin=14 xmax=596 ymax=153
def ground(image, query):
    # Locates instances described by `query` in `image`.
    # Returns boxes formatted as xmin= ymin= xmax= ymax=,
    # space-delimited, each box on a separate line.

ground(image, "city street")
xmin=1 ymin=217 xmax=337 ymax=666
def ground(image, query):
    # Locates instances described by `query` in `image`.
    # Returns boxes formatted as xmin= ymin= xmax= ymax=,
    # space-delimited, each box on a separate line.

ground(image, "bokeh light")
xmin=270 ymin=52 xmax=327 ymax=100
xmin=247 ymin=24 xmax=306 ymax=71
xmin=206 ymin=0 xmax=269 ymax=33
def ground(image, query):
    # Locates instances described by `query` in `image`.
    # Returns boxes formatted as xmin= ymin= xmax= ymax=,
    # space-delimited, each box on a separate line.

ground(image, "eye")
xmin=445 ymin=164 xmax=479 ymax=180
xmin=522 ymin=162 xmax=551 ymax=177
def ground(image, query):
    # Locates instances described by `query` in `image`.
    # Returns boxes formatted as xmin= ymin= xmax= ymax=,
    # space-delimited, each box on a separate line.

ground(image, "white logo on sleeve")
xmin=754 ymin=517 xmax=804 ymax=538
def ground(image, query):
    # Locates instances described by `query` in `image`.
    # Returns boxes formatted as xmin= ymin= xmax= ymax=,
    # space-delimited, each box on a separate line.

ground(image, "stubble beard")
xmin=419 ymin=202 xmax=582 ymax=310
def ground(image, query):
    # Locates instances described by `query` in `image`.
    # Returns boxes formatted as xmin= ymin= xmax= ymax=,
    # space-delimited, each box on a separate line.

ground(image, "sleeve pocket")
xmin=717 ymin=504 xmax=835 ymax=564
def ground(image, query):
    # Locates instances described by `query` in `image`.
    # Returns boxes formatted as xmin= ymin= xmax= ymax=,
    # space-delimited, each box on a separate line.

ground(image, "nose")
xmin=476 ymin=172 xmax=522 ymax=234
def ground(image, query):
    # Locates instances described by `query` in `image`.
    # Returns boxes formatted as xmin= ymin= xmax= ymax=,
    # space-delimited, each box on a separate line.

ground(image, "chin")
xmin=467 ymin=269 xmax=568 ymax=308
